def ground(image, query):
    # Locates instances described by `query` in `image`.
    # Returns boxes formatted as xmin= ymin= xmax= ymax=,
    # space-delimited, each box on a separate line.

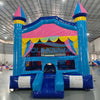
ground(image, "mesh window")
xmin=57 ymin=60 xmax=75 ymax=70
xmin=25 ymin=61 xmax=42 ymax=71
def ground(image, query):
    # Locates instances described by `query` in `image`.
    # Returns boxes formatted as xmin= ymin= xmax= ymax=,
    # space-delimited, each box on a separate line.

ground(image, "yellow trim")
xmin=22 ymin=38 xmax=30 ymax=44
xmin=74 ymin=16 xmax=86 ymax=22
xmin=22 ymin=42 xmax=27 ymax=56
xmin=59 ymin=36 xmax=68 ymax=42
xmin=14 ymin=20 xmax=25 ymax=25
xmin=73 ymin=41 xmax=78 ymax=55
xmin=31 ymin=38 xmax=40 ymax=43
xmin=22 ymin=36 xmax=78 ymax=44
xmin=68 ymin=36 xmax=77 ymax=42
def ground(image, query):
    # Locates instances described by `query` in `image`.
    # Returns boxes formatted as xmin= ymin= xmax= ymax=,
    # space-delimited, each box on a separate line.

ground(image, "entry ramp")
xmin=32 ymin=73 xmax=64 ymax=98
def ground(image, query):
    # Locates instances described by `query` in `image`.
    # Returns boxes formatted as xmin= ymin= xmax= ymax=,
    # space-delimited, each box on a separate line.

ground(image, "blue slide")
xmin=33 ymin=73 xmax=64 ymax=98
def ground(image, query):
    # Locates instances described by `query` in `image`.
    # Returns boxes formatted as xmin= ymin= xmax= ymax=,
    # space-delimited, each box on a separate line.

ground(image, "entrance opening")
xmin=44 ymin=63 xmax=56 ymax=73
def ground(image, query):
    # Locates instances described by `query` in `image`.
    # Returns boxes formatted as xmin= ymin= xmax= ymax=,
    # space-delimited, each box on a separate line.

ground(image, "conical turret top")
xmin=13 ymin=6 xmax=26 ymax=22
xmin=72 ymin=2 xmax=87 ymax=19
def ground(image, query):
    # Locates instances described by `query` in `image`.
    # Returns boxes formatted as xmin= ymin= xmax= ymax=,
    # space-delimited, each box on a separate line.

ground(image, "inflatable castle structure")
xmin=10 ymin=2 xmax=93 ymax=98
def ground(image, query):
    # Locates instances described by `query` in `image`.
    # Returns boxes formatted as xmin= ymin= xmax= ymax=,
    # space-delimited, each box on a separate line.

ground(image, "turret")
xmin=13 ymin=6 xmax=26 ymax=25
xmin=13 ymin=6 xmax=26 ymax=75
xmin=72 ymin=2 xmax=87 ymax=21
xmin=72 ymin=2 xmax=89 ymax=75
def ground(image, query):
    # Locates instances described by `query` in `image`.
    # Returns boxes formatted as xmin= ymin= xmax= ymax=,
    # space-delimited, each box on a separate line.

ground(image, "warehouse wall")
xmin=4 ymin=44 xmax=13 ymax=65
xmin=0 ymin=42 xmax=4 ymax=53
xmin=89 ymin=37 xmax=100 ymax=61
xmin=4 ymin=54 xmax=13 ymax=65
xmin=0 ymin=42 xmax=13 ymax=65
xmin=91 ymin=37 xmax=100 ymax=52
xmin=0 ymin=42 xmax=4 ymax=64
xmin=4 ymin=44 xmax=13 ymax=54
xmin=0 ymin=54 xmax=5 ymax=64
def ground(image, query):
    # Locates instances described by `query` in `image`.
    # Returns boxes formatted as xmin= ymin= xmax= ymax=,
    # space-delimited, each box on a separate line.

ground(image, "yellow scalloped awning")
xmin=22 ymin=42 xmax=27 ymax=56
xmin=22 ymin=36 xmax=78 ymax=56
xmin=22 ymin=36 xmax=77 ymax=43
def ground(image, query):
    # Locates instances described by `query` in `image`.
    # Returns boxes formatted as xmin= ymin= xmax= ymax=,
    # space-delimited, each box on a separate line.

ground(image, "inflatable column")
xmin=13 ymin=6 xmax=26 ymax=75
xmin=72 ymin=2 xmax=89 ymax=75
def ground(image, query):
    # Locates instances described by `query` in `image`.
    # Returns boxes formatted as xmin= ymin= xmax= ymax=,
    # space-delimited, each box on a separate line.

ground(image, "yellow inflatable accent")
xmin=40 ymin=39 xmax=48 ymax=43
xmin=73 ymin=41 xmax=78 ymax=55
xmin=74 ymin=16 xmax=86 ymax=22
xmin=14 ymin=20 xmax=25 ymax=25
xmin=22 ymin=38 xmax=30 ymax=44
xmin=59 ymin=36 xmax=68 ymax=42
xmin=22 ymin=42 xmax=27 ymax=56
xmin=68 ymin=36 xmax=78 ymax=42
xmin=31 ymin=38 xmax=39 ymax=43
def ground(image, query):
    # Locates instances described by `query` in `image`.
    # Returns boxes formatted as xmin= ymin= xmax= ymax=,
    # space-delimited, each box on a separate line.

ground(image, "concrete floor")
xmin=0 ymin=67 xmax=100 ymax=100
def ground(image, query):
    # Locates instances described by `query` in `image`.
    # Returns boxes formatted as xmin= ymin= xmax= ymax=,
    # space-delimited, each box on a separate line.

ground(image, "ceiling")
xmin=0 ymin=0 xmax=100 ymax=42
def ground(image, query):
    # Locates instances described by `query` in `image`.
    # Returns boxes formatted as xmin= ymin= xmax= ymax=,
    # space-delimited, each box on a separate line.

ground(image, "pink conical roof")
xmin=14 ymin=6 xmax=21 ymax=17
xmin=79 ymin=2 xmax=87 ymax=13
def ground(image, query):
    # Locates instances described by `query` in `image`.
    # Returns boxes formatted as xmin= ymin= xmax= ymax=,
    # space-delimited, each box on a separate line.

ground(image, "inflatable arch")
xmin=10 ymin=2 xmax=93 ymax=98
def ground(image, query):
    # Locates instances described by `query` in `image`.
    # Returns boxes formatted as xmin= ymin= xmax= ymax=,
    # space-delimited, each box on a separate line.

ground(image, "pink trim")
xmin=14 ymin=6 xmax=21 ymax=17
xmin=79 ymin=2 xmax=87 ymax=13
xmin=22 ymin=24 xmax=77 ymax=38
xmin=29 ymin=41 xmax=34 ymax=49
xmin=65 ymin=39 xmax=76 ymax=55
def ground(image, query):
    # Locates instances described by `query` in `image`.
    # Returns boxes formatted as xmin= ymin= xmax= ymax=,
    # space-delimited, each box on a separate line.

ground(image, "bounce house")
xmin=10 ymin=2 xmax=93 ymax=98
